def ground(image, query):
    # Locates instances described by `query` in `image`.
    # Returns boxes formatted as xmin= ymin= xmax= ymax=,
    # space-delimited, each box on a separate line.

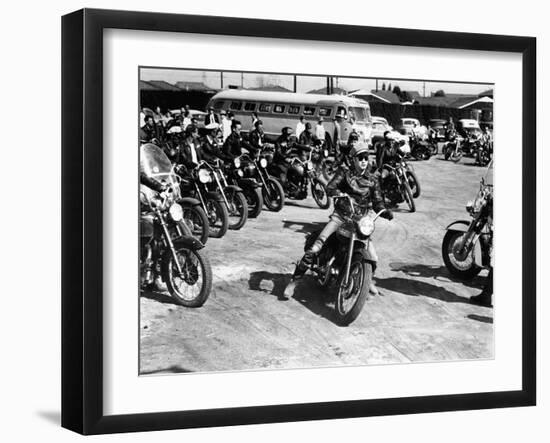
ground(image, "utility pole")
xmin=326 ymin=76 xmax=330 ymax=95
xmin=376 ymin=79 xmax=379 ymax=92
xmin=241 ymin=72 xmax=244 ymax=88
xmin=220 ymin=71 xmax=223 ymax=89
xmin=294 ymin=75 xmax=297 ymax=93
xmin=423 ymin=81 xmax=426 ymax=97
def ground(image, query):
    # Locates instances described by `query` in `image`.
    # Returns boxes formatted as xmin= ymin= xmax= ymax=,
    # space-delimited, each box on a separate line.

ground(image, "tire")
xmin=402 ymin=180 xmax=416 ymax=212
xmin=226 ymin=189 xmax=248 ymax=230
xmin=406 ymin=170 xmax=421 ymax=198
xmin=441 ymin=230 xmax=482 ymax=280
xmin=262 ymin=177 xmax=285 ymax=212
xmin=444 ymin=148 xmax=451 ymax=160
xmin=450 ymin=150 xmax=463 ymax=163
xmin=244 ymin=186 xmax=263 ymax=218
xmin=205 ymin=199 xmax=229 ymax=238
xmin=163 ymin=246 xmax=212 ymax=307
xmin=180 ymin=203 xmax=209 ymax=245
xmin=311 ymin=180 xmax=330 ymax=209
xmin=334 ymin=256 xmax=371 ymax=326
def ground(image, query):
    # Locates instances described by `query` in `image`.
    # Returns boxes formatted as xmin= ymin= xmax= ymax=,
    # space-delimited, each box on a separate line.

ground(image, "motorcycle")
xmin=242 ymin=148 xmax=285 ymax=212
xmin=140 ymin=144 xmax=212 ymax=307
xmin=380 ymin=160 xmax=416 ymax=212
xmin=199 ymin=159 xmax=249 ymax=231
xmin=409 ymin=135 xmax=433 ymax=160
xmin=225 ymin=156 xmax=264 ymax=218
xmin=475 ymin=139 xmax=493 ymax=167
xmin=303 ymin=195 xmax=389 ymax=326
xmin=269 ymin=142 xmax=330 ymax=209
xmin=442 ymin=162 xmax=493 ymax=280
xmin=177 ymin=162 xmax=229 ymax=239
xmin=443 ymin=134 xmax=464 ymax=162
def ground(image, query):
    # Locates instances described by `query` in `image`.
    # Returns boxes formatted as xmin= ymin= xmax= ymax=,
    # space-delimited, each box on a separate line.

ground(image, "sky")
xmin=140 ymin=68 xmax=493 ymax=97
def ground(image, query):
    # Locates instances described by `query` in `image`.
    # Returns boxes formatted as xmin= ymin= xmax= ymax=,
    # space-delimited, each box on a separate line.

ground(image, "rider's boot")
xmin=283 ymin=239 xmax=324 ymax=299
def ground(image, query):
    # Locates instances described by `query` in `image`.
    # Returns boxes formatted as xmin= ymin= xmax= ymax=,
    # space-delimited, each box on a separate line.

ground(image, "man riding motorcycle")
xmin=283 ymin=143 xmax=393 ymax=298
xmin=222 ymin=120 xmax=256 ymax=160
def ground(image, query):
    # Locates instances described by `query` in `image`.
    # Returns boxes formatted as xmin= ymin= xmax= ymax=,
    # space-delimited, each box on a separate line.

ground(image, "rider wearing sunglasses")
xmin=284 ymin=142 xmax=393 ymax=298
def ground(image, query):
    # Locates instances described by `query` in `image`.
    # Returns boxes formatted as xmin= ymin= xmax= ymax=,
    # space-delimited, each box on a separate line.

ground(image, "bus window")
xmin=288 ymin=105 xmax=300 ymax=114
xmin=259 ymin=103 xmax=271 ymax=112
xmin=319 ymin=107 xmax=332 ymax=117
xmin=336 ymin=106 xmax=347 ymax=118
xmin=244 ymin=102 xmax=256 ymax=111
xmin=350 ymin=107 xmax=369 ymax=122
xmin=273 ymin=104 xmax=285 ymax=113
xmin=230 ymin=101 xmax=242 ymax=111
xmin=213 ymin=101 xmax=224 ymax=110
xmin=303 ymin=106 xmax=316 ymax=116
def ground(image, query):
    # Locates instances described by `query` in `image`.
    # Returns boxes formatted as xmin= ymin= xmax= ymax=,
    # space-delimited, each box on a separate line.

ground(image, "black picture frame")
xmin=62 ymin=8 xmax=536 ymax=435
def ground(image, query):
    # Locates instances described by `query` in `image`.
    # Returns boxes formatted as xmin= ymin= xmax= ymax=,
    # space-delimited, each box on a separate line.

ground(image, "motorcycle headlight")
xmin=198 ymin=169 xmax=212 ymax=183
xmin=233 ymin=158 xmax=241 ymax=168
xmin=260 ymin=158 xmax=268 ymax=168
xmin=324 ymin=149 xmax=329 ymax=157
xmin=357 ymin=216 xmax=375 ymax=236
xmin=169 ymin=203 xmax=184 ymax=222
xmin=237 ymin=169 xmax=244 ymax=177
xmin=306 ymin=160 xmax=313 ymax=170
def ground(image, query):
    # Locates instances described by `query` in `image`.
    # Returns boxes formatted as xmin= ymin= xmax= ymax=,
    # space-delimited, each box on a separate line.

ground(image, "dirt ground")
xmin=139 ymin=154 xmax=493 ymax=374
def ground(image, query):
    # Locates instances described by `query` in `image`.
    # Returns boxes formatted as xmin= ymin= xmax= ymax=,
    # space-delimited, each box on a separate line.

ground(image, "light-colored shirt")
xmin=315 ymin=123 xmax=325 ymax=140
xmin=222 ymin=117 xmax=232 ymax=142
xmin=296 ymin=121 xmax=306 ymax=138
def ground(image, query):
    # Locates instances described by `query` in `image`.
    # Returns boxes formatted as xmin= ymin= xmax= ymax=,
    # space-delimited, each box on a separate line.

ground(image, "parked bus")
xmin=206 ymin=89 xmax=373 ymax=150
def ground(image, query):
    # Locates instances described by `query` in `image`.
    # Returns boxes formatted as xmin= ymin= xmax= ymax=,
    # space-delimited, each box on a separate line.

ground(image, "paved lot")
xmin=140 ymin=154 xmax=493 ymax=374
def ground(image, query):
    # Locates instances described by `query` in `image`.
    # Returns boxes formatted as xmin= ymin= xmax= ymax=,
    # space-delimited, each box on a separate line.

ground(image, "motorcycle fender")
xmin=206 ymin=191 xmax=224 ymax=201
xmin=315 ymin=174 xmax=329 ymax=186
xmin=224 ymin=184 xmax=243 ymax=193
xmin=354 ymin=241 xmax=377 ymax=273
xmin=172 ymin=235 xmax=204 ymax=251
xmin=178 ymin=197 xmax=202 ymax=207
xmin=445 ymin=221 xmax=483 ymax=266
xmin=239 ymin=177 xmax=262 ymax=188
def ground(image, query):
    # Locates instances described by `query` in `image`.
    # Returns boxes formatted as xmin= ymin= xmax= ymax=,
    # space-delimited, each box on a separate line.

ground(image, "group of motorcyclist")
xmin=140 ymin=108 xmax=493 ymax=310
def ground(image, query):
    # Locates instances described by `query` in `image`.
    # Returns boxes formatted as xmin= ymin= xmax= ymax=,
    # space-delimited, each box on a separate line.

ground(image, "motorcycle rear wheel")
xmin=206 ymin=199 xmax=229 ymax=238
xmin=334 ymin=255 xmax=371 ymax=326
xmin=406 ymin=170 xmax=421 ymax=198
xmin=262 ymin=177 xmax=285 ymax=212
xmin=442 ymin=230 xmax=481 ymax=280
xmin=163 ymin=246 xmax=212 ymax=307
xmin=226 ymin=189 xmax=248 ymax=230
xmin=311 ymin=180 xmax=330 ymax=209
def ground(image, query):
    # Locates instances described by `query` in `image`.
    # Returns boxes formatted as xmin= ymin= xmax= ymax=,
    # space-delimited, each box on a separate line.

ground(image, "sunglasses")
xmin=356 ymin=154 xmax=369 ymax=161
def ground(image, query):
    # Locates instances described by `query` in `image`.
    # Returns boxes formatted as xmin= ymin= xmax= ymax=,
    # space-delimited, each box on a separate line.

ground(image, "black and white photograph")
xmin=138 ymin=67 xmax=495 ymax=374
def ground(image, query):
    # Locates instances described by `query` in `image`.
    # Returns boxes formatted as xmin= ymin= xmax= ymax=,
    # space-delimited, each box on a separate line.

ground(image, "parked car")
xmin=457 ymin=119 xmax=482 ymax=139
xmin=428 ymin=119 xmax=447 ymax=141
xmin=397 ymin=118 xmax=421 ymax=136
xmin=371 ymin=116 xmax=409 ymax=145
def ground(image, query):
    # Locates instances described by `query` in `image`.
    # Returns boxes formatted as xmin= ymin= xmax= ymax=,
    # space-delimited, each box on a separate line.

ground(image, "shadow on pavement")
xmin=140 ymin=365 xmax=194 ymax=375
xmin=282 ymin=220 xmax=326 ymax=235
xmin=140 ymin=289 xmax=180 ymax=306
xmin=375 ymin=276 xmax=470 ymax=304
xmin=467 ymin=314 xmax=493 ymax=324
xmin=248 ymin=271 xmax=336 ymax=323
xmin=36 ymin=411 xmax=60 ymax=426
xmin=389 ymin=262 xmax=485 ymax=289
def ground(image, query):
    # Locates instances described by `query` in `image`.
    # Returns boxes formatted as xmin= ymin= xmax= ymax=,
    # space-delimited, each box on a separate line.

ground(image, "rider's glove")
xmin=381 ymin=210 xmax=394 ymax=221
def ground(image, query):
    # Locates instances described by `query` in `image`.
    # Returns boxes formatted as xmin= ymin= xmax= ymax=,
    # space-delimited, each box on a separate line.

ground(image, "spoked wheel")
xmin=225 ymin=189 xmax=248 ymax=230
xmin=180 ymin=203 xmax=209 ymax=245
xmin=163 ymin=246 xmax=212 ymax=307
xmin=406 ymin=170 xmax=421 ymax=198
xmin=441 ymin=230 xmax=481 ymax=280
xmin=335 ymin=256 xmax=371 ymax=326
xmin=244 ymin=187 xmax=263 ymax=218
xmin=311 ymin=180 xmax=330 ymax=209
xmin=402 ymin=180 xmax=416 ymax=212
xmin=262 ymin=177 xmax=285 ymax=212
xmin=205 ymin=199 xmax=229 ymax=238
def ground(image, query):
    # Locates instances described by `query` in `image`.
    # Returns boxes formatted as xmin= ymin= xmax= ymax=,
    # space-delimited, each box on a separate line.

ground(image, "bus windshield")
xmin=350 ymin=106 xmax=370 ymax=123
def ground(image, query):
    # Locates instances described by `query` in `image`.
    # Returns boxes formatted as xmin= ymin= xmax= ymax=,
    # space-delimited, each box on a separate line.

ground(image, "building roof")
xmin=455 ymin=96 xmax=494 ymax=109
xmin=348 ymin=89 xmax=401 ymax=104
xmin=146 ymin=80 xmax=182 ymax=91
xmin=307 ymin=86 xmax=349 ymax=95
xmin=404 ymin=90 xmax=421 ymax=99
xmin=248 ymin=85 xmax=292 ymax=92
xmin=174 ymin=81 xmax=217 ymax=92
xmin=139 ymin=80 xmax=162 ymax=91
xmin=478 ymin=89 xmax=494 ymax=98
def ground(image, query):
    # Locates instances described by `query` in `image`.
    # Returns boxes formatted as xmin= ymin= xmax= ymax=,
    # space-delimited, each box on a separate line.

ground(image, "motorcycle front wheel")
xmin=180 ymin=204 xmax=209 ymax=245
xmin=262 ymin=177 xmax=285 ymax=212
xmin=206 ymin=199 xmax=229 ymax=238
xmin=406 ymin=170 xmax=421 ymax=198
xmin=244 ymin=186 xmax=263 ymax=218
xmin=226 ymin=189 xmax=248 ymax=230
xmin=311 ymin=180 xmax=330 ymax=209
xmin=163 ymin=246 xmax=212 ymax=307
xmin=402 ymin=180 xmax=416 ymax=212
xmin=450 ymin=150 xmax=463 ymax=163
xmin=334 ymin=255 xmax=371 ymax=326
xmin=442 ymin=230 xmax=482 ymax=280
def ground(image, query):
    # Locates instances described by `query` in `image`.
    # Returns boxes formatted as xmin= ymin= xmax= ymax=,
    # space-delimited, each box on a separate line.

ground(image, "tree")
xmin=392 ymin=85 xmax=401 ymax=97
xmin=434 ymin=89 xmax=446 ymax=97
xmin=381 ymin=82 xmax=386 ymax=91
xmin=387 ymin=83 xmax=392 ymax=91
